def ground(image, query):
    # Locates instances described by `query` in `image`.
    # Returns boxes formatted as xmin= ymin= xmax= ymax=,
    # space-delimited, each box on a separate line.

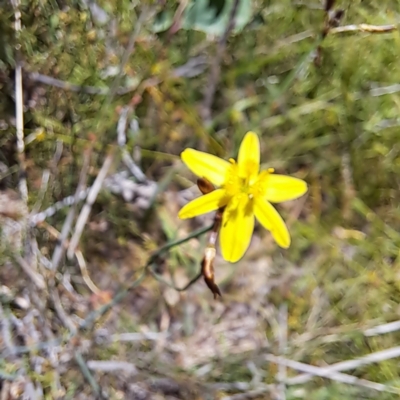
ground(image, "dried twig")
xmin=369 ymin=83 xmax=400 ymax=97
xmin=202 ymin=0 xmax=241 ymax=123
xmin=51 ymin=147 xmax=91 ymax=271
xmin=31 ymin=170 xmax=50 ymax=215
xmin=286 ymin=346 xmax=400 ymax=386
xmin=147 ymin=223 xmax=213 ymax=293
xmin=75 ymin=250 xmax=101 ymax=294
xmin=87 ymin=360 xmax=138 ymax=375
xmin=78 ymin=223 xmax=213 ymax=331
xmin=330 ymin=24 xmax=396 ymax=34
xmin=117 ymin=106 xmax=147 ymax=183
xmin=29 ymin=188 xmax=90 ymax=226
xmin=3 ymin=224 xmax=212 ymax=358
xmin=28 ymin=56 xmax=207 ymax=95
xmin=364 ymin=320 xmax=400 ymax=337
xmin=105 ymin=7 xmax=154 ymax=104
xmin=29 ymin=72 xmax=112 ymax=95
xmin=49 ymin=281 xmax=76 ymax=332
xmin=276 ymin=304 xmax=288 ymax=400
xmin=168 ymin=0 xmax=189 ymax=36
xmin=75 ymin=352 xmax=105 ymax=399
xmin=220 ymin=385 xmax=275 ymax=400
xmin=42 ymin=220 xmax=101 ymax=294
xmin=266 ymin=354 xmax=400 ymax=394
xmin=109 ymin=331 xmax=169 ymax=342
xmin=12 ymin=254 xmax=46 ymax=290
xmin=0 ymin=303 xmax=16 ymax=357
xmin=11 ymin=0 xmax=28 ymax=204
xmin=67 ymin=152 xmax=114 ymax=259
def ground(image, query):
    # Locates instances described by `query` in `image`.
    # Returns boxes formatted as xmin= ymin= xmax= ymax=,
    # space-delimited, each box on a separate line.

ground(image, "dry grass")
xmin=2 ymin=0 xmax=400 ymax=399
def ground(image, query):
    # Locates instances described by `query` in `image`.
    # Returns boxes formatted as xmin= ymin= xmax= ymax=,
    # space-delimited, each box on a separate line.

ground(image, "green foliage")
xmin=3 ymin=0 xmax=400 ymax=398
xmin=153 ymin=0 xmax=253 ymax=35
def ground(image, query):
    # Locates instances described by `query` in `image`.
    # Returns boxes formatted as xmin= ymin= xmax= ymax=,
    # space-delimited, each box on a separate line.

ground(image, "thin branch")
xmin=117 ymin=106 xmax=147 ymax=183
xmin=277 ymin=304 xmax=288 ymax=400
xmin=148 ymin=267 xmax=202 ymax=292
xmin=286 ymin=346 xmax=400 ymax=386
xmin=110 ymin=331 xmax=169 ymax=342
xmin=87 ymin=360 xmax=138 ymax=375
xmin=77 ymin=224 xmax=212 ymax=331
xmin=0 ymin=304 xmax=16 ymax=357
xmin=364 ymin=320 xmax=400 ymax=337
xmin=67 ymin=152 xmax=114 ymax=259
xmin=77 ymin=270 xmax=147 ymax=333
xmin=221 ymin=387 xmax=275 ymax=400
xmin=75 ymin=352 xmax=105 ymax=399
xmin=29 ymin=188 xmax=90 ymax=226
xmin=42 ymin=220 xmax=101 ymax=294
xmin=202 ymin=0 xmax=241 ymax=123
xmin=369 ymin=83 xmax=400 ymax=97
xmin=3 ymin=224 xmax=212 ymax=357
xmin=105 ymin=7 xmax=154 ymax=104
xmin=266 ymin=354 xmax=400 ymax=394
xmin=28 ymin=56 xmax=207 ymax=95
xmin=12 ymin=0 xmax=28 ymax=204
xmin=12 ymin=254 xmax=46 ymax=290
xmin=75 ymin=250 xmax=101 ymax=294
xmin=330 ymin=24 xmax=396 ymax=35
xmin=51 ymin=147 xmax=91 ymax=271
xmin=49 ymin=280 xmax=76 ymax=332
xmin=29 ymin=72 xmax=111 ymax=94
xmin=31 ymin=170 xmax=50 ymax=215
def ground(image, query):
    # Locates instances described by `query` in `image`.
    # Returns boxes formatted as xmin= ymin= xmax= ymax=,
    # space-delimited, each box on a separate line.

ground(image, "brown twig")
xmin=197 ymin=178 xmax=224 ymax=298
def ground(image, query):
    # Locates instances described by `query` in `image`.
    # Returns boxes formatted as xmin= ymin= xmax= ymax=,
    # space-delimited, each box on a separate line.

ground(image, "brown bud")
xmin=201 ymin=246 xmax=222 ymax=299
xmin=197 ymin=178 xmax=215 ymax=195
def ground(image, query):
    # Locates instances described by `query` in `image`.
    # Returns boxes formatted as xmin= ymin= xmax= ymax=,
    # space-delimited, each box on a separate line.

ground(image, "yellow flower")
xmin=179 ymin=132 xmax=308 ymax=263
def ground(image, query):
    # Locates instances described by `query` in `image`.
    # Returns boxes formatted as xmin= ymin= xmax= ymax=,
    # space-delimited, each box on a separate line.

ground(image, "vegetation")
xmin=1 ymin=0 xmax=400 ymax=398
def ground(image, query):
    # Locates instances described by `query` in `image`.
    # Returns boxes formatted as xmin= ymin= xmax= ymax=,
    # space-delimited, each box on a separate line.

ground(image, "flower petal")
xmin=181 ymin=149 xmax=230 ymax=187
xmin=254 ymin=197 xmax=290 ymax=248
xmin=237 ymin=131 xmax=260 ymax=179
xmin=179 ymin=189 xmax=229 ymax=219
xmin=265 ymin=175 xmax=308 ymax=203
xmin=220 ymin=196 xmax=254 ymax=263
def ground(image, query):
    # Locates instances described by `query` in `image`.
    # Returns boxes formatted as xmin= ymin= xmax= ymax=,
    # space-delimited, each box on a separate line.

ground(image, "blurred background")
xmin=2 ymin=0 xmax=400 ymax=399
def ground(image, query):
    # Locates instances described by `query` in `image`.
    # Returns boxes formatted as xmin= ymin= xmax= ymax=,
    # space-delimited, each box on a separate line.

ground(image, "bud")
xmin=197 ymin=178 xmax=215 ymax=195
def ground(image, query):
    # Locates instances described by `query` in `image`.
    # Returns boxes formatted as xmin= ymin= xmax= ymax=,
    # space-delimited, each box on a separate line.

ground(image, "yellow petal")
xmin=179 ymin=189 xmax=229 ymax=219
xmin=237 ymin=131 xmax=260 ymax=179
xmin=181 ymin=149 xmax=230 ymax=187
xmin=238 ymin=132 xmax=260 ymax=180
xmin=220 ymin=195 xmax=254 ymax=263
xmin=265 ymin=175 xmax=308 ymax=203
xmin=254 ymin=197 xmax=290 ymax=248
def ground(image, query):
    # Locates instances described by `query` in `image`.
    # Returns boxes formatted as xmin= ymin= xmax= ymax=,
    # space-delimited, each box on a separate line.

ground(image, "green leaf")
xmin=182 ymin=0 xmax=253 ymax=36
xmin=152 ymin=9 xmax=174 ymax=33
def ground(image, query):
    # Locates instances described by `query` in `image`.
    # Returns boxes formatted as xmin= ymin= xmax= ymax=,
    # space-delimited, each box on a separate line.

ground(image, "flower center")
xmin=223 ymin=161 xmax=273 ymax=200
